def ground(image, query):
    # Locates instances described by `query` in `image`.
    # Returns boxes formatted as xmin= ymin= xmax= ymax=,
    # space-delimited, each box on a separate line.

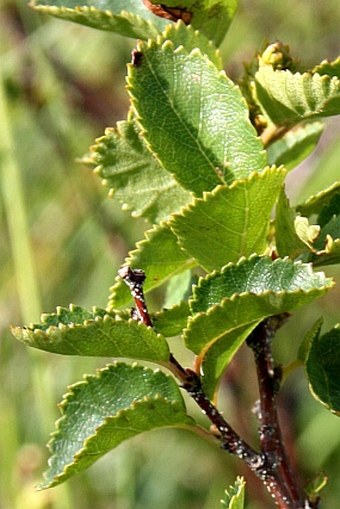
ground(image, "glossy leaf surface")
xmin=170 ymin=166 xmax=285 ymax=270
xmin=39 ymin=363 xmax=195 ymax=489
xmin=185 ymin=256 xmax=333 ymax=355
xmin=128 ymin=28 xmax=266 ymax=195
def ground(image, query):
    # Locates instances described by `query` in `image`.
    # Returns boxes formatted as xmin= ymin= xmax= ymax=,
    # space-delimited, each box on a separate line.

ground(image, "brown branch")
xmin=247 ymin=315 xmax=306 ymax=509
xmin=142 ymin=1 xmax=192 ymax=23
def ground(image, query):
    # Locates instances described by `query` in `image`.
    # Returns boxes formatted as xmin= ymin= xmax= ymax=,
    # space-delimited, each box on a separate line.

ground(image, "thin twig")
xmin=247 ymin=315 xmax=305 ymax=509
xmin=119 ymin=267 xmax=305 ymax=509
xmin=119 ymin=267 xmax=263 ymax=465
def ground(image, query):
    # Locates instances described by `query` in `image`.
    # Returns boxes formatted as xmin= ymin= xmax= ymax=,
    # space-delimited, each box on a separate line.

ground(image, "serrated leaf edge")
xmin=221 ymin=476 xmax=246 ymax=507
xmin=256 ymin=67 xmax=340 ymax=122
xmin=17 ymin=314 xmax=164 ymax=338
xmin=170 ymin=164 xmax=285 ymax=225
xmin=39 ymin=363 xmax=190 ymax=489
xmin=16 ymin=303 xmax=109 ymax=331
xmin=89 ymin=122 xmax=192 ymax=220
xmin=156 ymin=20 xmax=222 ymax=68
xmin=184 ymin=256 xmax=333 ymax=353
xmin=190 ymin=255 xmax=332 ymax=307
xmin=29 ymin=3 xmax=161 ymax=38
xmin=40 ymin=397 xmax=189 ymax=488
xmin=312 ymin=56 xmax=340 ymax=76
xmin=297 ymin=181 xmax=340 ymax=216
xmin=185 ymin=286 xmax=332 ymax=355
xmin=127 ymin=38 xmax=266 ymax=188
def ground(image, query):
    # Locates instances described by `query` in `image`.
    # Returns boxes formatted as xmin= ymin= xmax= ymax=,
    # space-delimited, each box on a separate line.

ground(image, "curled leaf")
xmin=255 ymin=66 xmax=340 ymax=126
xmin=12 ymin=304 xmax=170 ymax=361
xmin=89 ymin=119 xmax=191 ymax=223
xmin=306 ymin=325 xmax=340 ymax=415
xmin=185 ymin=256 xmax=333 ymax=355
xmin=30 ymin=0 xmax=170 ymax=39
xmin=221 ymin=476 xmax=246 ymax=508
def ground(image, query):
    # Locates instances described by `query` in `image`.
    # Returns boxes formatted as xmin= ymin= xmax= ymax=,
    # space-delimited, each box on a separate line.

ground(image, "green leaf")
xmin=309 ymin=192 xmax=340 ymax=266
xmin=185 ymin=256 xmax=333 ymax=355
xmin=275 ymin=187 xmax=308 ymax=258
xmin=128 ymin=36 xmax=266 ymax=195
xmin=192 ymin=256 xmax=331 ymax=312
xmin=11 ymin=304 xmax=170 ymax=361
xmin=109 ymin=223 xmax=196 ymax=308
xmin=171 ymin=166 xmax=286 ymax=271
xmin=311 ymin=230 xmax=340 ymax=268
xmin=164 ymin=269 xmax=192 ymax=307
xmin=153 ymin=301 xmax=190 ymax=337
xmin=312 ymin=239 xmax=340 ymax=267
xmin=39 ymin=363 xmax=195 ymax=489
xmin=267 ymin=122 xmax=324 ymax=171
xmin=159 ymin=21 xmax=223 ymax=69
xmin=297 ymin=182 xmax=340 ymax=217
xmin=305 ymin=472 xmax=328 ymax=503
xmin=294 ymin=217 xmax=320 ymax=250
xmin=221 ymin=477 xmax=246 ymax=509
xmin=201 ymin=323 xmax=258 ymax=400
xmin=294 ymin=187 xmax=340 ymax=266
xmin=306 ymin=325 xmax=340 ymax=415
xmin=255 ymin=66 xmax=340 ymax=126
xmin=315 ymin=192 xmax=340 ymax=229
xmin=312 ymin=56 xmax=340 ymax=78
xmin=30 ymin=0 xmax=170 ymax=39
xmin=89 ymin=119 xmax=191 ymax=223
xmin=148 ymin=0 xmax=238 ymax=46
xmin=297 ymin=317 xmax=323 ymax=363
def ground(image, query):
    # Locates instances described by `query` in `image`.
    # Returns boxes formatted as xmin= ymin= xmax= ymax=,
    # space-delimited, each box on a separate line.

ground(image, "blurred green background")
xmin=0 ymin=1 xmax=339 ymax=508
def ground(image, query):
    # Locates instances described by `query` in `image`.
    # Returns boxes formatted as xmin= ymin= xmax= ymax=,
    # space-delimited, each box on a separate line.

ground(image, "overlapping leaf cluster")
xmin=12 ymin=0 xmax=340 ymax=501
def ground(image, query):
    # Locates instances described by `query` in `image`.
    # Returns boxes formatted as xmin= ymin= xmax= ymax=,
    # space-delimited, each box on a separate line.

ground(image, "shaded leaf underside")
xmin=267 ymin=122 xmax=324 ymax=171
xmin=90 ymin=119 xmax=192 ymax=223
xmin=255 ymin=66 xmax=340 ymax=126
xmin=30 ymin=0 xmax=170 ymax=39
xmin=201 ymin=322 xmax=258 ymax=399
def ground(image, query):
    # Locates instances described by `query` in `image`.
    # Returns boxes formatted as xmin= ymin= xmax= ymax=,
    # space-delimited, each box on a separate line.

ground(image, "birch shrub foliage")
xmin=12 ymin=1 xmax=340 ymax=507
